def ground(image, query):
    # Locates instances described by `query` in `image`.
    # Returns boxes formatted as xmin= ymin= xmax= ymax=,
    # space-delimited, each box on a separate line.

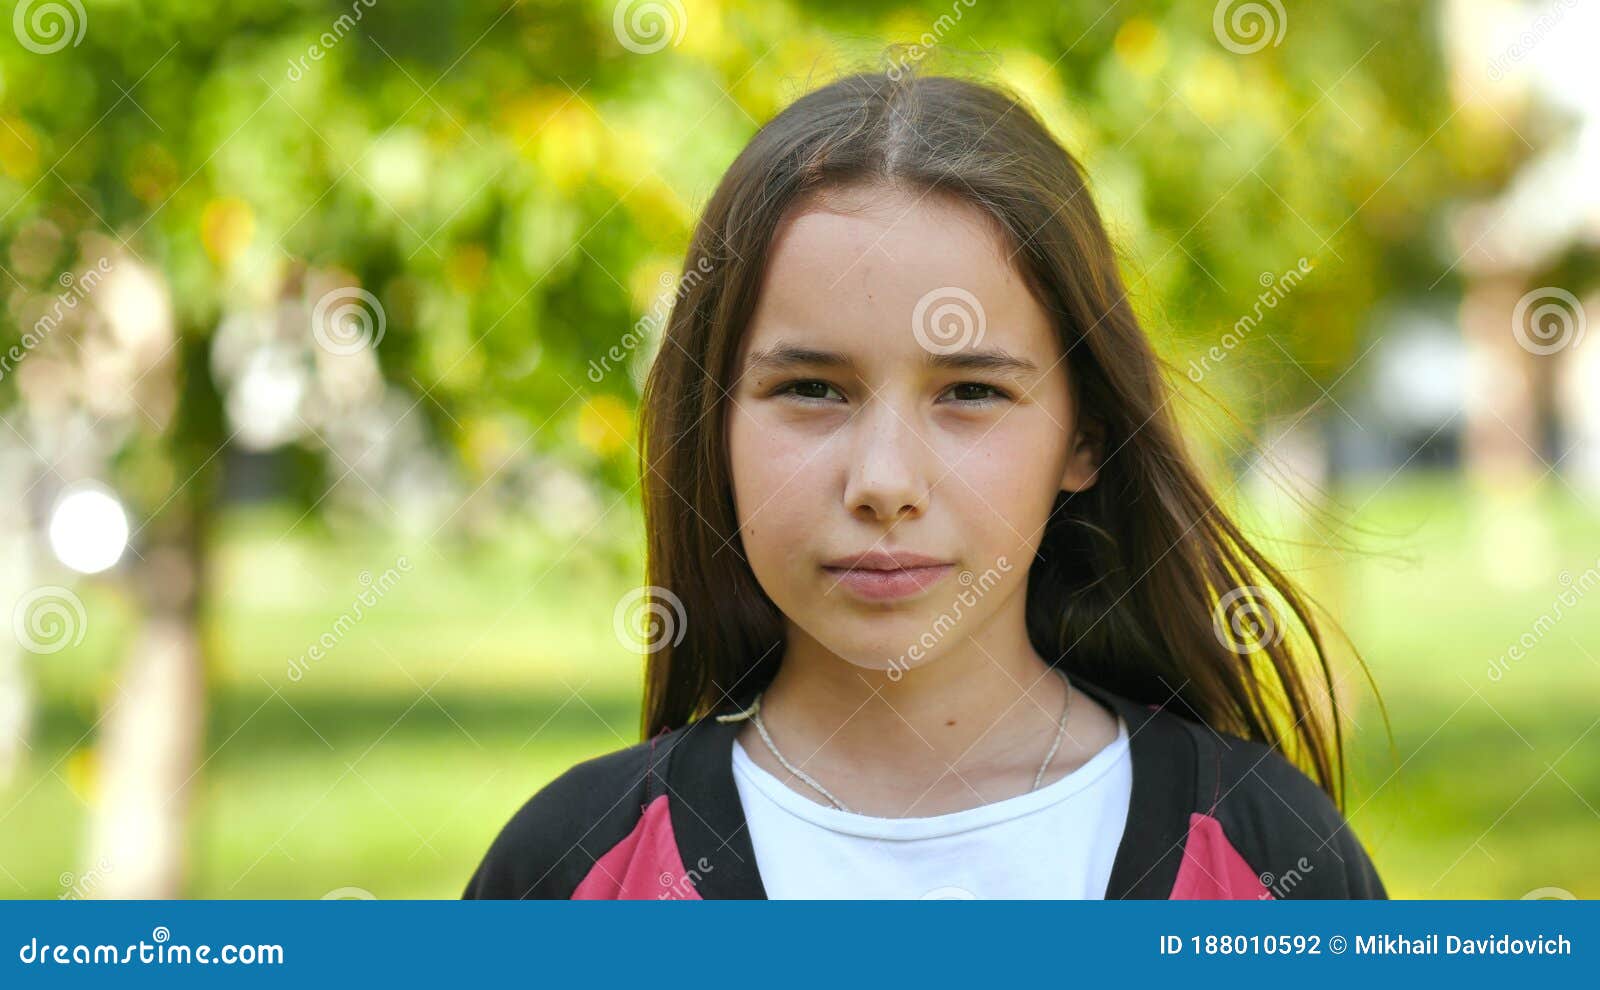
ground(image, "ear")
xmin=1060 ymin=418 xmax=1103 ymax=493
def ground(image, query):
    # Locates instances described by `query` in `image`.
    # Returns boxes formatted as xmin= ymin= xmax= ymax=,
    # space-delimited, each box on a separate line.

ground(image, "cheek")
xmin=937 ymin=428 xmax=1062 ymax=554
xmin=727 ymin=409 xmax=831 ymax=545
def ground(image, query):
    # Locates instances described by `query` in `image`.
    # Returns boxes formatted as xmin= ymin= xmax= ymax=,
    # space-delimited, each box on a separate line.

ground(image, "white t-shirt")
xmin=730 ymin=715 xmax=1132 ymax=899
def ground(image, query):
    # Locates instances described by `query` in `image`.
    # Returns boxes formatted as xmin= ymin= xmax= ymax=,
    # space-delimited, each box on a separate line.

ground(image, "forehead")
xmin=737 ymin=184 xmax=1060 ymax=374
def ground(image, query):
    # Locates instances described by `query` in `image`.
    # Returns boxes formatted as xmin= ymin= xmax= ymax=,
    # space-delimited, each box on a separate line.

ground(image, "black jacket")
xmin=464 ymin=678 xmax=1387 ymax=900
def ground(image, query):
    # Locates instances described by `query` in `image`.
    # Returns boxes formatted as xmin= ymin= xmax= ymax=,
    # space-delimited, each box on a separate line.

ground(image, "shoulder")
xmin=461 ymin=729 xmax=680 ymax=899
xmin=1170 ymin=717 xmax=1387 ymax=899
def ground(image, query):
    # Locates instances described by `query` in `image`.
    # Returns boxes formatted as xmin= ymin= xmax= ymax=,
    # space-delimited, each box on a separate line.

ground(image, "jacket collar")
xmin=661 ymin=705 xmax=770 ymax=899
xmin=663 ymin=676 xmax=1196 ymax=900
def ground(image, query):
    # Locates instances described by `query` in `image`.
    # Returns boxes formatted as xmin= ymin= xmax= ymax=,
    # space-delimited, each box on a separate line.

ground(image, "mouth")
xmin=821 ymin=563 xmax=954 ymax=602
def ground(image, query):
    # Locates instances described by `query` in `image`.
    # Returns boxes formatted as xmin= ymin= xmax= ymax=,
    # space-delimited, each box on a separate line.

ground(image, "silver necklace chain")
xmin=716 ymin=667 xmax=1074 ymax=815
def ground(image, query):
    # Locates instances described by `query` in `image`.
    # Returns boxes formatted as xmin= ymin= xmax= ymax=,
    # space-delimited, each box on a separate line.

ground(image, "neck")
xmin=747 ymin=596 xmax=1085 ymax=814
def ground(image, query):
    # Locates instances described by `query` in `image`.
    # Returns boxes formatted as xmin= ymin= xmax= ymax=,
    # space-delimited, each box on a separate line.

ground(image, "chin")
xmin=806 ymin=621 xmax=948 ymax=677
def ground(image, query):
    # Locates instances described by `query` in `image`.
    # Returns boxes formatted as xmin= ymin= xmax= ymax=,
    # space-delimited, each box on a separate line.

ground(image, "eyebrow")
xmin=740 ymin=342 xmax=1041 ymax=380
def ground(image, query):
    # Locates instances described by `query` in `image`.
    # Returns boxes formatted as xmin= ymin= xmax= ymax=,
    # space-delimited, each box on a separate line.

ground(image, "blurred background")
xmin=1 ymin=0 xmax=1596 ymax=900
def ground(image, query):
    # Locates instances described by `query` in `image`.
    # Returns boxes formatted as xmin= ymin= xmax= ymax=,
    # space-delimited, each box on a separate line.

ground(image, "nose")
xmin=843 ymin=396 xmax=931 ymax=523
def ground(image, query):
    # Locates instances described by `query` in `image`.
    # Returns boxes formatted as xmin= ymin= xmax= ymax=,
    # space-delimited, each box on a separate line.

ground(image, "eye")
xmin=942 ymin=382 xmax=1013 ymax=405
xmin=773 ymin=379 xmax=845 ymax=403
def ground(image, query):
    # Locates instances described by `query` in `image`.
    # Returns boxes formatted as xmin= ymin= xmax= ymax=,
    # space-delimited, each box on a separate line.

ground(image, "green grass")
xmin=1328 ymin=476 xmax=1600 ymax=898
xmin=2 ymin=474 xmax=1596 ymax=899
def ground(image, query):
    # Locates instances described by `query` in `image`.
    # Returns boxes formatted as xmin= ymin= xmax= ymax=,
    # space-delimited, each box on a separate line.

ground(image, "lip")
xmin=821 ymin=551 xmax=955 ymax=602
xmin=821 ymin=550 xmax=952 ymax=570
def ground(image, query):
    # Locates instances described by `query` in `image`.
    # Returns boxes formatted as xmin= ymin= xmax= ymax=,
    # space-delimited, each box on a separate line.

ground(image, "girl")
xmin=464 ymin=70 xmax=1386 ymax=900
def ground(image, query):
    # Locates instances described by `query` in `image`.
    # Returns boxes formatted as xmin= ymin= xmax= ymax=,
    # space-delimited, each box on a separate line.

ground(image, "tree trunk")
xmin=86 ymin=330 xmax=220 ymax=898
xmin=84 ymin=532 xmax=207 ymax=898
xmin=1461 ymin=274 xmax=1544 ymax=486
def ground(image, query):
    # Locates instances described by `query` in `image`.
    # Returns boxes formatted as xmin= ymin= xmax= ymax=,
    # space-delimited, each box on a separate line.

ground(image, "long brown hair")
xmin=637 ymin=68 xmax=1371 ymax=805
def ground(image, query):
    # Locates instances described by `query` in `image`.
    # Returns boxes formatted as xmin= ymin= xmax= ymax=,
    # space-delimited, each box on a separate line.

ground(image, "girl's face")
xmin=726 ymin=182 xmax=1099 ymax=675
